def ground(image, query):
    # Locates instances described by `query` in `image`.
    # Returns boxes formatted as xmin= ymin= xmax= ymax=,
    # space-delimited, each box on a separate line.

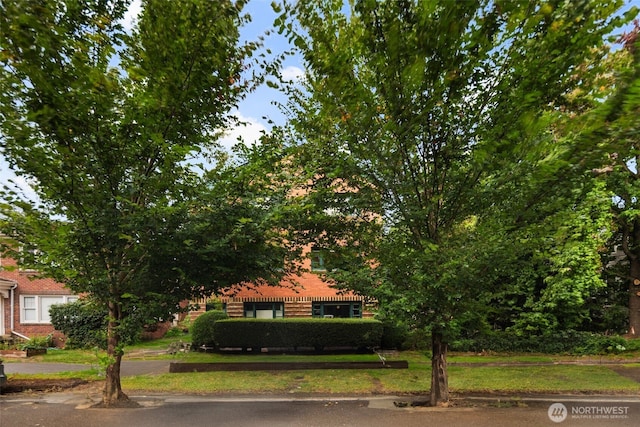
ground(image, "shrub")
xmin=449 ymin=330 xmax=638 ymax=355
xmin=164 ymin=327 xmax=186 ymax=338
xmin=625 ymin=337 xmax=640 ymax=352
xmin=50 ymin=300 xmax=164 ymax=348
xmin=50 ymin=301 xmax=107 ymax=349
xmin=573 ymin=333 xmax=628 ymax=355
xmin=20 ymin=334 xmax=54 ymax=350
xmin=191 ymin=310 xmax=229 ymax=349
xmin=401 ymin=327 xmax=431 ymax=350
xmin=212 ymin=318 xmax=383 ymax=351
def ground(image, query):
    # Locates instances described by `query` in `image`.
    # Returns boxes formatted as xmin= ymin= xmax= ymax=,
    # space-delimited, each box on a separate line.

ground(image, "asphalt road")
xmin=2 ymin=393 xmax=640 ymax=427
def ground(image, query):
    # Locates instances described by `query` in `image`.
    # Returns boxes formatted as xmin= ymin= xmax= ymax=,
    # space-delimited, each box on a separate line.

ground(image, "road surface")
xmin=2 ymin=392 xmax=640 ymax=427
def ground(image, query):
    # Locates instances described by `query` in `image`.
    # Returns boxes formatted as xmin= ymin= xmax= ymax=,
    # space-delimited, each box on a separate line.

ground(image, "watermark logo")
xmin=548 ymin=403 xmax=568 ymax=423
xmin=548 ymin=402 xmax=630 ymax=423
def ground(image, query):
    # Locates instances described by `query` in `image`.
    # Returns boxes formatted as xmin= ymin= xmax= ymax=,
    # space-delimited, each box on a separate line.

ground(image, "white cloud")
xmin=185 ymin=113 xmax=269 ymax=171
xmin=281 ymin=65 xmax=305 ymax=82
xmin=218 ymin=112 xmax=268 ymax=151
xmin=121 ymin=0 xmax=142 ymax=32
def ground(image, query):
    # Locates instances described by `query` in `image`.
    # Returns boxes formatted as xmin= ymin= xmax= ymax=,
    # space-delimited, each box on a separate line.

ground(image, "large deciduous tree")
xmin=577 ymin=21 xmax=640 ymax=337
xmin=276 ymin=0 xmax=629 ymax=405
xmin=0 ymin=0 xmax=291 ymax=406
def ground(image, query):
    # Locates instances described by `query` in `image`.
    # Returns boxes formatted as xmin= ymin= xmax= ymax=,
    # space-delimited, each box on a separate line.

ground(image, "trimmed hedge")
xmin=191 ymin=310 xmax=229 ymax=349
xmin=212 ymin=318 xmax=383 ymax=351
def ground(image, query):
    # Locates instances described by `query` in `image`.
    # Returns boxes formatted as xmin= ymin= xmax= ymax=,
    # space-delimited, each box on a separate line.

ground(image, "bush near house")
xmin=50 ymin=301 xmax=107 ymax=349
xmin=210 ymin=318 xmax=383 ymax=351
xmin=50 ymin=300 xmax=157 ymax=349
xmin=190 ymin=310 xmax=229 ymax=349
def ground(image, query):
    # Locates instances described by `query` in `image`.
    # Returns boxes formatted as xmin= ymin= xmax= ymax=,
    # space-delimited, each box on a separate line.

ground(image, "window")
xmin=21 ymin=295 xmax=78 ymax=324
xmin=244 ymin=302 xmax=284 ymax=319
xmin=310 ymin=250 xmax=326 ymax=271
xmin=312 ymin=302 xmax=362 ymax=318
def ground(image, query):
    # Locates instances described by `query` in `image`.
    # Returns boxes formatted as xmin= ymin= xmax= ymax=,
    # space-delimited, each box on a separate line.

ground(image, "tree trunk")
xmin=103 ymin=303 xmax=129 ymax=406
xmin=430 ymin=331 xmax=449 ymax=406
xmin=628 ymin=257 xmax=640 ymax=338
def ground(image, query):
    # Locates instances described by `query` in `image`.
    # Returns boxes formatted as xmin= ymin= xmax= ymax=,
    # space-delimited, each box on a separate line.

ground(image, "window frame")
xmin=20 ymin=295 xmax=79 ymax=324
xmin=243 ymin=302 xmax=284 ymax=319
xmin=312 ymin=301 xmax=362 ymax=318
xmin=310 ymin=249 xmax=326 ymax=271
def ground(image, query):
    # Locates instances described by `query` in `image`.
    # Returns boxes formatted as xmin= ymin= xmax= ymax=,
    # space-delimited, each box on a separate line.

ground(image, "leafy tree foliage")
xmin=0 ymin=0 xmax=293 ymax=406
xmin=576 ymin=21 xmax=640 ymax=337
xmin=276 ymin=0 xmax=631 ymax=405
xmin=482 ymin=181 xmax=613 ymax=335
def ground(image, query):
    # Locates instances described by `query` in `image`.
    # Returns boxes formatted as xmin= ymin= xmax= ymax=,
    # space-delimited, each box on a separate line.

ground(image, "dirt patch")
xmin=1 ymin=378 xmax=89 ymax=394
xmin=610 ymin=366 xmax=640 ymax=383
xmin=371 ymin=377 xmax=384 ymax=394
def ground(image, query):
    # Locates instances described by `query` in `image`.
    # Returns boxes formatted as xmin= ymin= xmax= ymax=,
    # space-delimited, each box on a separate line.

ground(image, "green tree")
xmin=476 ymin=27 xmax=640 ymax=338
xmin=276 ymin=0 xmax=629 ymax=405
xmin=486 ymin=180 xmax=613 ymax=335
xmin=0 ymin=0 xmax=291 ymax=406
xmin=576 ymin=21 xmax=640 ymax=337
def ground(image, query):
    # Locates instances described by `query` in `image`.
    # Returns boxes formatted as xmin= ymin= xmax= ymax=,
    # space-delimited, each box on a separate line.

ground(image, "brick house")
xmin=1 ymin=245 xmax=375 ymax=342
xmin=0 ymin=254 xmax=77 ymax=343
xmin=195 ymin=248 xmax=376 ymax=320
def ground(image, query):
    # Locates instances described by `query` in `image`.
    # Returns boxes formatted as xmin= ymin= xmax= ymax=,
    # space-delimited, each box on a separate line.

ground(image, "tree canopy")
xmin=275 ymin=0 xmax=634 ymax=405
xmin=572 ymin=21 xmax=640 ymax=337
xmin=0 ymin=0 xmax=293 ymax=406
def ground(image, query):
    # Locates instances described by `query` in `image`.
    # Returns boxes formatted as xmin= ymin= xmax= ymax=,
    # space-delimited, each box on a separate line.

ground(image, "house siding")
xmin=284 ymin=300 xmax=312 ymax=318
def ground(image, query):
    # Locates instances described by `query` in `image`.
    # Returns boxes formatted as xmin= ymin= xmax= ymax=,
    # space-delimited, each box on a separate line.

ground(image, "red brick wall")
xmin=185 ymin=244 xmax=379 ymax=321
xmin=1 ymin=255 xmax=75 ymax=342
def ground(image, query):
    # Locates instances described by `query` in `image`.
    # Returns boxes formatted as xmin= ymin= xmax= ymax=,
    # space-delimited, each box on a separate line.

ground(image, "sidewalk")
xmin=3 ymin=386 xmax=640 ymax=409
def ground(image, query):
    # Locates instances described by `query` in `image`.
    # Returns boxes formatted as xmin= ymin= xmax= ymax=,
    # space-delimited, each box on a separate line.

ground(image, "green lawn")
xmin=5 ymin=339 xmax=640 ymax=395
xmin=448 ymin=365 xmax=640 ymax=394
xmin=118 ymin=361 xmax=640 ymax=395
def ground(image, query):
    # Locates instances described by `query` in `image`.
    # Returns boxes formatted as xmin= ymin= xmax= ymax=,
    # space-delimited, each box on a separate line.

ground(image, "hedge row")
xmin=207 ymin=318 xmax=383 ymax=351
xmin=450 ymin=330 xmax=640 ymax=355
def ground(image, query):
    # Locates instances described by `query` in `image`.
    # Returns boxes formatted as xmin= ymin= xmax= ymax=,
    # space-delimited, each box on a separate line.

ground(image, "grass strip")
xmin=119 ymin=363 xmax=640 ymax=395
xmin=448 ymin=365 xmax=640 ymax=394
